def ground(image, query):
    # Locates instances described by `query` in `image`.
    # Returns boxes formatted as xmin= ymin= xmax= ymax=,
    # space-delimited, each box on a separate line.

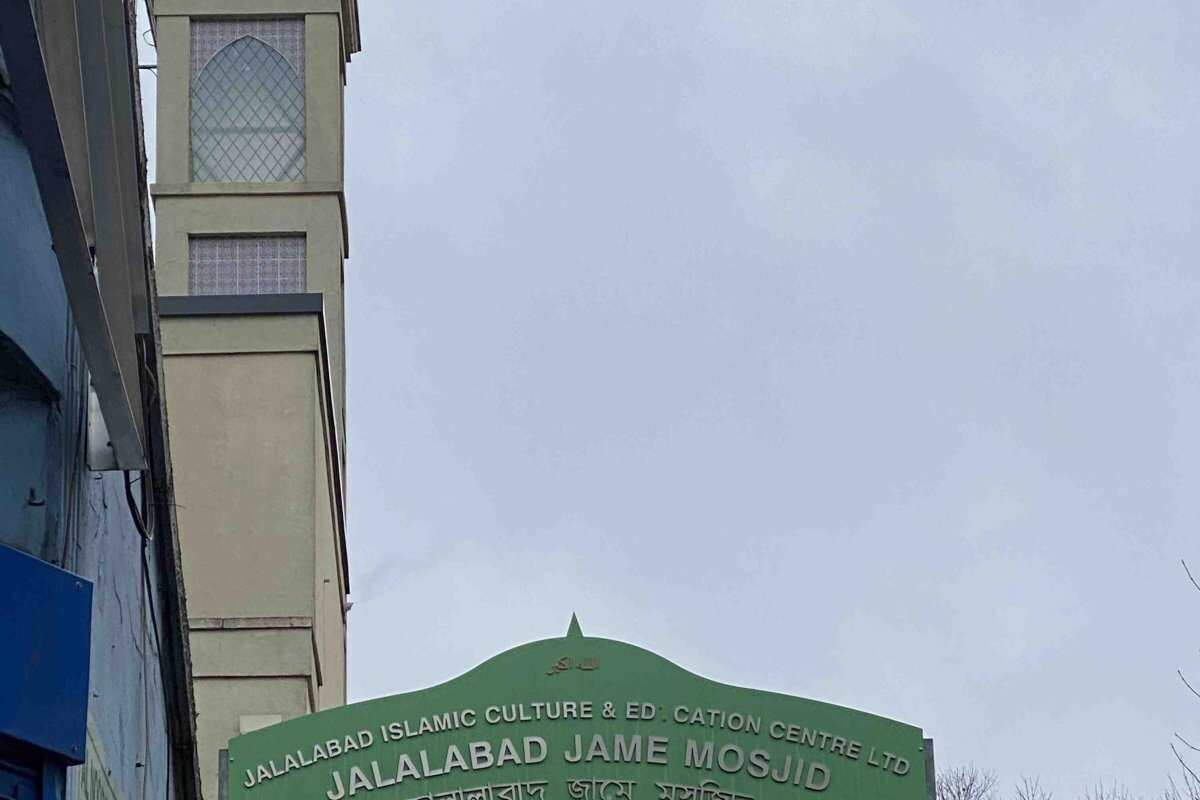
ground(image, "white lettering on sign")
xmin=239 ymin=698 xmax=914 ymax=794
xmin=561 ymin=735 xmax=669 ymax=765
xmin=320 ymin=738 xmax=548 ymax=800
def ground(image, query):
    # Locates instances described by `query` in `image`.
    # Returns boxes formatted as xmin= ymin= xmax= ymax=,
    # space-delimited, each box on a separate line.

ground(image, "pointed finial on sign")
xmin=567 ymin=613 xmax=583 ymax=638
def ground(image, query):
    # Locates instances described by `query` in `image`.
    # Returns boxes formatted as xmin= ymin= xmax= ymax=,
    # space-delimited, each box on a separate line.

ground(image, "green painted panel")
xmin=229 ymin=628 xmax=927 ymax=800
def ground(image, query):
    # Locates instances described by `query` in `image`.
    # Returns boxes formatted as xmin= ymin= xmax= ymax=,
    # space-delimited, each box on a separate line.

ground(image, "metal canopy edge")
xmin=0 ymin=0 xmax=146 ymax=468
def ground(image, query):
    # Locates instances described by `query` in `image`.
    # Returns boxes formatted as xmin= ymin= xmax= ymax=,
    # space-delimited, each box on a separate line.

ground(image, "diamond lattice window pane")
xmin=191 ymin=32 xmax=305 ymax=182
xmin=189 ymin=236 xmax=307 ymax=295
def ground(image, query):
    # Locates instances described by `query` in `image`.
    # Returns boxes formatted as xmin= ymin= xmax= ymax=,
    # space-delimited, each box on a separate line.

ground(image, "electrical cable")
xmin=132 ymin=331 xmax=175 ymax=800
xmin=124 ymin=468 xmax=171 ymax=800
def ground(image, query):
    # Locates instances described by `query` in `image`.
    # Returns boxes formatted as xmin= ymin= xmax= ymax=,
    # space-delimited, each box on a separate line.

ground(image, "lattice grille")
xmin=188 ymin=236 xmax=307 ymax=295
xmin=191 ymin=19 xmax=304 ymax=79
xmin=190 ymin=24 xmax=305 ymax=183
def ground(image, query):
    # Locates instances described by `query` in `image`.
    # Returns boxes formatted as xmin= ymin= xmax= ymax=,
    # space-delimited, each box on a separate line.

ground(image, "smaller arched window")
xmin=191 ymin=26 xmax=305 ymax=182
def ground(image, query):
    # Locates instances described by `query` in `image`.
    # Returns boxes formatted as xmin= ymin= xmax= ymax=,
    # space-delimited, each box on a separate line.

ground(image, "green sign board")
xmin=229 ymin=621 xmax=930 ymax=800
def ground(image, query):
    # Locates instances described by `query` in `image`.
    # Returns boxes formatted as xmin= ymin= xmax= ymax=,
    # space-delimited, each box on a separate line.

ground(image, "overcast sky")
xmin=142 ymin=1 xmax=1200 ymax=796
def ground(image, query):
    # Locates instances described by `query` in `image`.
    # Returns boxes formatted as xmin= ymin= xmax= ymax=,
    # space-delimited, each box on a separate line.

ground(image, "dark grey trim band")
xmin=158 ymin=293 xmax=324 ymax=317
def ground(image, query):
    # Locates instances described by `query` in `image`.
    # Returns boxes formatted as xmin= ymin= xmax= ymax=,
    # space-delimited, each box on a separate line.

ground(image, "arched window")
xmin=190 ymin=34 xmax=305 ymax=182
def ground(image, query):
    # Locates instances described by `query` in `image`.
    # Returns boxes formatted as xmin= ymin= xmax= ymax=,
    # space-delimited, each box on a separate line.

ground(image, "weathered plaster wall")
xmin=69 ymin=475 xmax=175 ymax=800
xmin=163 ymin=350 xmax=318 ymax=619
xmin=160 ymin=310 xmax=346 ymax=798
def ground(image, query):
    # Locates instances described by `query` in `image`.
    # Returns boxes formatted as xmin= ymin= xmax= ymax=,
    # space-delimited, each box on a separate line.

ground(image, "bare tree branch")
xmin=1014 ymin=776 xmax=1052 ymax=800
xmin=1180 ymin=671 xmax=1200 ymax=704
xmin=1183 ymin=559 xmax=1200 ymax=595
xmin=1173 ymin=743 xmax=1200 ymax=789
xmin=1166 ymin=767 xmax=1200 ymax=800
xmin=1082 ymin=781 xmax=1137 ymax=800
xmin=937 ymin=766 xmax=998 ymax=800
xmin=1165 ymin=772 xmax=1200 ymax=800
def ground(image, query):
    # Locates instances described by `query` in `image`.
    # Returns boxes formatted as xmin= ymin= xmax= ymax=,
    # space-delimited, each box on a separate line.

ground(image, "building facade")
xmin=148 ymin=0 xmax=360 ymax=797
xmin=0 ymin=6 xmax=201 ymax=800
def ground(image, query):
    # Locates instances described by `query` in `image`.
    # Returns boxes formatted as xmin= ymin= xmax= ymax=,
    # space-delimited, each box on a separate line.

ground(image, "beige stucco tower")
xmin=149 ymin=1 xmax=360 ymax=797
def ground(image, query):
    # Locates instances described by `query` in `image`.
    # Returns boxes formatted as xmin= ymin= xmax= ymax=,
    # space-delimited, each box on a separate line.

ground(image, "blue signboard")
xmin=0 ymin=543 xmax=92 ymax=763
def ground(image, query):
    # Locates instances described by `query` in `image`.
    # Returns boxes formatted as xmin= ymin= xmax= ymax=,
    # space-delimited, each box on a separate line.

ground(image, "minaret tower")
xmin=150 ymin=1 xmax=360 ymax=798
